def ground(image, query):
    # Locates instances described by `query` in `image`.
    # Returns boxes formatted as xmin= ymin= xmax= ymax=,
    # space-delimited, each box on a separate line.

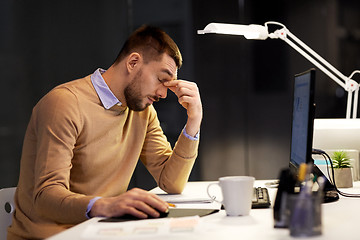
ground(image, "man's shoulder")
xmin=54 ymin=75 xmax=92 ymax=93
xmin=44 ymin=75 xmax=93 ymax=100
xmin=34 ymin=75 xmax=93 ymax=109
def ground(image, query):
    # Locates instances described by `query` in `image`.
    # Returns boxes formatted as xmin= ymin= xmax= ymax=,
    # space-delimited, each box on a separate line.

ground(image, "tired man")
xmin=8 ymin=25 xmax=202 ymax=239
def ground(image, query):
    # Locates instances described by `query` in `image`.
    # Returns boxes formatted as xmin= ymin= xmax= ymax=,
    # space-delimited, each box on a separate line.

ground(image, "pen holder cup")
xmin=288 ymin=193 xmax=322 ymax=237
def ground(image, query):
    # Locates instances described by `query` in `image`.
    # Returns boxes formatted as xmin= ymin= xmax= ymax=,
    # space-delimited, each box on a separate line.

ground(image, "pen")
xmin=167 ymin=202 xmax=176 ymax=208
xmin=298 ymin=163 xmax=307 ymax=182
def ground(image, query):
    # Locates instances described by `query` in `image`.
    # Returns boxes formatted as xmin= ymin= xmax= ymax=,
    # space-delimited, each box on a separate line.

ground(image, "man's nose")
xmin=157 ymin=85 xmax=168 ymax=99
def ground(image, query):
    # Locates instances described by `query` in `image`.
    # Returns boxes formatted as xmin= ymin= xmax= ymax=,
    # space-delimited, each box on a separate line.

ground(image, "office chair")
xmin=0 ymin=187 xmax=16 ymax=240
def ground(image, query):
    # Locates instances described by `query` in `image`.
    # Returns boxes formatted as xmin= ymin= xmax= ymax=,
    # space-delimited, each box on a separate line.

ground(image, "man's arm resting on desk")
xmin=88 ymin=188 xmax=169 ymax=218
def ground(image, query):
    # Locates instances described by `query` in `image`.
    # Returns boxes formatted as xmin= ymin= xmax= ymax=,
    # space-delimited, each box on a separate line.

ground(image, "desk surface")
xmin=47 ymin=180 xmax=360 ymax=240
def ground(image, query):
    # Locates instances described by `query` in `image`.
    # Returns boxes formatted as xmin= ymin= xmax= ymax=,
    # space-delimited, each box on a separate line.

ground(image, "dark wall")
xmin=0 ymin=0 xmax=130 ymax=188
xmin=1 ymin=0 xmax=360 ymax=188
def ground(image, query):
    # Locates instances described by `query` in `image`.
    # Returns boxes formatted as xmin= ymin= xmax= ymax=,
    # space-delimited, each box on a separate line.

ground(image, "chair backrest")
xmin=0 ymin=187 xmax=16 ymax=240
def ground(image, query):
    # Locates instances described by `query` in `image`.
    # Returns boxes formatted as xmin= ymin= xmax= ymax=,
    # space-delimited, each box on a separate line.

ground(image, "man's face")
xmin=124 ymin=53 xmax=177 ymax=111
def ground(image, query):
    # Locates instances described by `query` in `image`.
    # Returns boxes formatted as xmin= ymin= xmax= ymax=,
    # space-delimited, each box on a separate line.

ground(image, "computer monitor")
xmin=289 ymin=69 xmax=316 ymax=173
xmin=288 ymin=69 xmax=338 ymax=203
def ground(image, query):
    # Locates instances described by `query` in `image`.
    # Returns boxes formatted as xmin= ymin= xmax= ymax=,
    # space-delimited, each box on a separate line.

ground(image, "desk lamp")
xmin=198 ymin=22 xmax=360 ymax=119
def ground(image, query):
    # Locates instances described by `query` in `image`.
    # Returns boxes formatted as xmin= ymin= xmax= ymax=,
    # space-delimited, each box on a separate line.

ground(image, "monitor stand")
xmin=312 ymin=164 xmax=339 ymax=203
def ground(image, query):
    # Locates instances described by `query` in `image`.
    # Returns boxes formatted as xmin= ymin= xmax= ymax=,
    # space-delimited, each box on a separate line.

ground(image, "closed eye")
xmin=159 ymin=78 xmax=169 ymax=84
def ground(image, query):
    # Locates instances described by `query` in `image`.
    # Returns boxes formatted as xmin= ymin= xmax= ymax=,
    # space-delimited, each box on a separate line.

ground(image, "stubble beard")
xmin=124 ymin=70 xmax=159 ymax=111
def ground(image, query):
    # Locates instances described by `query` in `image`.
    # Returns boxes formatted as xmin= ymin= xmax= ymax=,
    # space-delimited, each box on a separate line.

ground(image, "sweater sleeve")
xmin=140 ymin=106 xmax=199 ymax=194
xmin=30 ymin=87 xmax=93 ymax=224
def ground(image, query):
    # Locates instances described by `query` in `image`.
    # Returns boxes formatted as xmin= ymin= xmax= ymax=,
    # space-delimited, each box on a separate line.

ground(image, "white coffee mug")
xmin=207 ymin=176 xmax=255 ymax=216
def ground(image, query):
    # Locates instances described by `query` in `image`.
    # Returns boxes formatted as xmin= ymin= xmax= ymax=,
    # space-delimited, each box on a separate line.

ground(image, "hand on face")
xmin=164 ymin=80 xmax=203 ymax=136
xmin=89 ymin=188 xmax=169 ymax=219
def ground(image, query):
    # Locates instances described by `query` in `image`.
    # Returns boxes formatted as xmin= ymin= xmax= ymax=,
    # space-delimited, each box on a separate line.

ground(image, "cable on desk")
xmin=313 ymin=148 xmax=360 ymax=198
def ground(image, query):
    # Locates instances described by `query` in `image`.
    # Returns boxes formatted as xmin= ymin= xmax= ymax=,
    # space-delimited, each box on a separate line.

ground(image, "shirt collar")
xmin=90 ymin=68 xmax=122 ymax=109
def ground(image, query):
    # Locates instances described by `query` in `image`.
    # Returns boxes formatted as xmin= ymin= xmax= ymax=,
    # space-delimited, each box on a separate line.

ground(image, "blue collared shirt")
xmin=91 ymin=68 xmax=121 ymax=109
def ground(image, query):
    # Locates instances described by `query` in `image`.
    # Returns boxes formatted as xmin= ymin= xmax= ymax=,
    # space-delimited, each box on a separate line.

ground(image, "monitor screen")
xmin=287 ymin=69 xmax=338 ymax=202
xmin=289 ymin=69 xmax=316 ymax=173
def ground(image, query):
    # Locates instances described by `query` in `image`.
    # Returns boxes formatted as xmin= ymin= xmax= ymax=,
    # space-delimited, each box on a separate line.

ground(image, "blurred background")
xmin=1 ymin=0 xmax=359 ymax=190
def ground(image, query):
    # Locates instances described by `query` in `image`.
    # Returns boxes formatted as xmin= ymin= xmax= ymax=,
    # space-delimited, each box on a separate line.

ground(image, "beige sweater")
xmin=8 ymin=75 xmax=198 ymax=240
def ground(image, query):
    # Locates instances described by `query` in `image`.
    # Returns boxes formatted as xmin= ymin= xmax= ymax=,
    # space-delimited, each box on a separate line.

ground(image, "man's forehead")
xmin=166 ymin=56 xmax=177 ymax=72
xmin=161 ymin=67 xmax=178 ymax=80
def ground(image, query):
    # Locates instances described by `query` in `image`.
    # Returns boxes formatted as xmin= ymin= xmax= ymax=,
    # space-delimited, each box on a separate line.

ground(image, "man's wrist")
xmin=86 ymin=196 xmax=102 ymax=219
xmin=183 ymin=126 xmax=199 ymax=141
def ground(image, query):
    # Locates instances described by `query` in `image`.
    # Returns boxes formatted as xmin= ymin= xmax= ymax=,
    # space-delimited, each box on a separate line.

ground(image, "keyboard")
xmin=252 ymin=187 xmax=271 ymax=208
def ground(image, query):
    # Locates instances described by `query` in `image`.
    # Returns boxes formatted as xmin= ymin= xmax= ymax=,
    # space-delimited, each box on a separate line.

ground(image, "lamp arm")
xmin=347 ymin=91 xmax=353 ymax=119
xmin=349 ymin=70 xmax=360 ymax=79
xmin=266 ymin=22 xmax=360 ymax=118
xmin=282 ymin=34 xmax=352 ymax=118
xmin=283 ymin=32 xmax=355 ymax=118
xmin=350 ymin=70 xmax=360 ymax=117
xmin=286 ymin=31 xmax=350 ymax=86
xmin=267 ymin=24 xmax=347 ymax=89
xmin=353 ymin=89 xmax=359 ymax=118
xmin=282 ymin=34 xmax=347 ymax=89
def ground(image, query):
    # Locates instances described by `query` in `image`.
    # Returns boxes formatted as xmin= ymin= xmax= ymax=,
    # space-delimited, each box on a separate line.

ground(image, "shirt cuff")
xmin=182 ymin=126 xmax=200 ymax=141
xmin=85 ymin=196 xmax=102 ymax=219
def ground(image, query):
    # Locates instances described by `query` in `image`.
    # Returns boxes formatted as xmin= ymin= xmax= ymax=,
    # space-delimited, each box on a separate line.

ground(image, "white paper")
xmin=81 ymin=216 xmax=202 ymax=239
xmin=158 ymin=194 xmax=213 ymax=203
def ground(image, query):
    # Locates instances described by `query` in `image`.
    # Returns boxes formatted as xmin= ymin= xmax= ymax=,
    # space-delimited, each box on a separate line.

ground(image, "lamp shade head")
xmin=197 ymin=23 xmax=269 ymax=40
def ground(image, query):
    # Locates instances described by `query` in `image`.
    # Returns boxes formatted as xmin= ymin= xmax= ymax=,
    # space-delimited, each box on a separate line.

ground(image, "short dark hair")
xmin=114 ymin=25 xmax=182 ymax=68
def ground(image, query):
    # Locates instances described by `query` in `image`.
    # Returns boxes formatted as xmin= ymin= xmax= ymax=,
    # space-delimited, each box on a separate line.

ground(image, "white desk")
xmin=47 ymin=181 xmax=360 ymax=240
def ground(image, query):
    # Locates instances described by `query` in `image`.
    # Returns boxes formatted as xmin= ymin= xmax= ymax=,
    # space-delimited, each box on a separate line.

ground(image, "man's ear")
xmin=126 ymin=52 xmax=141 ymax=73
